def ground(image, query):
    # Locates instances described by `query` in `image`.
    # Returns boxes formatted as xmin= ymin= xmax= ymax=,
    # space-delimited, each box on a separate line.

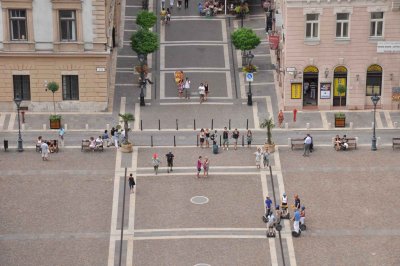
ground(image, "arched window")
xmin=303 ymin=66 xmax=319 ymax=106
xmin=366 ymin=64 xmax=382 ymax=96
xmin=333 ymin=66 xmax=347 ymax=106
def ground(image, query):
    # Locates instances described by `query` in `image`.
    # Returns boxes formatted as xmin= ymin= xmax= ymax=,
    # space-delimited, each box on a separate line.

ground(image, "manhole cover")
xmin=190 ymin=196 xmax=209 ymax=205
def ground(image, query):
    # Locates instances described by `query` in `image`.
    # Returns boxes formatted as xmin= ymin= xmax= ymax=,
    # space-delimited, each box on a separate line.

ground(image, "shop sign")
xmin=320 ymin=83 xmax=331 ymax=99
xmin=377 ymin=41 xmax=400 ymax=53
xmin=392 ymin=87 xmax=400 ymax=101
xmin=291 ymin=83 xmax=302 ymax=99
xmin=96 ymin=67 xmax=106 ymax=72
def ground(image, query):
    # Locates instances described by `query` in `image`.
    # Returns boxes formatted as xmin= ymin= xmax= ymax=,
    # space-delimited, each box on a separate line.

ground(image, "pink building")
xmin=278 ymin=0 xmax=400 ymax=110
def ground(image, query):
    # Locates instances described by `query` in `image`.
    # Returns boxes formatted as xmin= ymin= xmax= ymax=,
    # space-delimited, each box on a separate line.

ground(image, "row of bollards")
xmin=139 ymin=119 xmax=250 ymax=131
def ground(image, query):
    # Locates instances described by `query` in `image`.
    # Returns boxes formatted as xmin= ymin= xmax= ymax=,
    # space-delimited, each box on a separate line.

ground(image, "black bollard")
xmin=194 ymin=119 xmax=196 ymax=131
xmin=140 ymin=120 xmax=143 ymax=131
xmin=211 ymin=119 xmax=214 ymax=130
xmin=151 ymin=135 xmax=153 ymax=147
xmin=242 ymin=135 xmax=244 ymax=147
xmin=158 ymin=119 xmax=161 ymax=130
xmin=197 ymin=134 xmax=199 ymax=147
xmin=176 ymin=119 xmax=178 ymax=130
xmin=219 ymin=135 xmax=222 ymax=146
xmin=246 ymin=119 xmax=249 ymax=130
xmin=229 ymin=119 xmax=231 ymax=130
xmin=174 ymin=136 xmax=176 ymax=147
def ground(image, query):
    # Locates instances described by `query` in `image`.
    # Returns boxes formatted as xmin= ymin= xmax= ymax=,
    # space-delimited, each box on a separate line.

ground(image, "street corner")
xmin=132 ymin=238 xmax=271 ymax=266
xmin=134 ymin=174 xmax=264 ymax=229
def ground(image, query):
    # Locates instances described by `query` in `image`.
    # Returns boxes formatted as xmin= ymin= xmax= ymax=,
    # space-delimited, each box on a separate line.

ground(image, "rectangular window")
xmin=59 ymin=10 xmax=77 ymax=41
xmin=13 ymin=75 xmax=31 ymax=100
xmin=62 ymin=75 xmax=79 ymax=100
xmin=336 ymin=13 xmax=349 ymax=38
xmin=9 ymin=10 xmax=27 ymax=41
xmin=305 ymin=14 xmax=319 ymax=39
xmin=370 ymin=12 xmax=383 ymax=37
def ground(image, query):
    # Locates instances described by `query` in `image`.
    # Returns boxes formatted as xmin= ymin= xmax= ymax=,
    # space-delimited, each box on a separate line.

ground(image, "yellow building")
xmin=0 ymin=0 xmax=115 ymax=111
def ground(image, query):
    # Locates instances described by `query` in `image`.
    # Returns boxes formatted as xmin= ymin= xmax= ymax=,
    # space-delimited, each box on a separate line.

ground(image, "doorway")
xmin=333 ymin=66 xmax=347 ymax=106
xmin=303 ymin=66 xmax=319 ymax=106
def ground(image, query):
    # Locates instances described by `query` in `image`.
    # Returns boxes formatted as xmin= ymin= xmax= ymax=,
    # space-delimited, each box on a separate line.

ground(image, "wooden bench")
xmin=333 ymin=137 xmax=357 ymax=150
xmin=290 ymin=138 xmax=304 ymax=150
xmin=81 ymin=139 xmax=104 ymax=152
xmin=393 ymin=138 xmax=400 ymax=150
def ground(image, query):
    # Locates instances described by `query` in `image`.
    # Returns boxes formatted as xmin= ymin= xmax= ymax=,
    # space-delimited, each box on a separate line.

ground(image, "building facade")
xmin=0 ymin=0 xmax=115 ymax=112
xmin=278 ymin=0 xmax=400 ymax=110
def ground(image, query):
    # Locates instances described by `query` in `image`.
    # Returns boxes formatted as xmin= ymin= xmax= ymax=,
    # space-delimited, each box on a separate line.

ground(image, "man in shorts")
xmin=165 ymin=151 xmax=174 ymax=173
xmin=41 ymin=141 xmax=49 ymax=161
xmin=232 ymin=129 xmax=239 ymax=150
xmin=222 ymin=127 xmax=229 ymax=150
xmin=265 ymin=196 xmax=272 ymax=216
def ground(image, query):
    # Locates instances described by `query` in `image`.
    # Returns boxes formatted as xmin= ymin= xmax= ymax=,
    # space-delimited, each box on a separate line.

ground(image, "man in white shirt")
xmin=184 ymin=77 xmax=191 ymax=99
xmin=303 ymin=134 xmax=312 ymax=156
xmin=198 ymin=83 xmax=205 ymax=103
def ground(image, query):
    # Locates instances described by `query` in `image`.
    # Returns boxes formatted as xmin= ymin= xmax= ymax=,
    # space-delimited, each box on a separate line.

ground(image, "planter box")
xmin=335 ymin=117 xmax=346 ymax=128
xmin=264 ymin=143 xmax=276 ymax=153
xmin=49 ymin=119 xmax=61 ymax=129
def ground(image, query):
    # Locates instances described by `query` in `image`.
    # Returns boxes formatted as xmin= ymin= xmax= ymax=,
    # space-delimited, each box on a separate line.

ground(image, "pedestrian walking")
xmin=196 ymin=156 xmax=202 ymax=178
xmin=203 ymin=156 xmax=209 ymax=177
xmin=198 ymin=83 xmax=205 ymax=103
xmin=165 ymin=151 xmax=174 ymax=173
xmin=110 ymin=127 xmax=116 ymax=145
xmin=178 ymin=79 xmax=184 ymax=98
xmin=204 ymin=82 xmax=209 ymax=101
xmin=114 ymin=129 xmax=120 ymax=148
xmin=278 ymin=110 xmax=284 ymax=128
xmin=255 ymin=148 xmax=262 ymax=169
xmin=210 ymin=130 xmax=218 ymax=145
xmin=102 ymin=130 xmax=110 ymax=147
xmin=199 ymin=128 xmax=205 ymax=148
xmin=152 ymin=153 xmax=161 ymax=175
xmin=166 ymin=8 xmax=171 ymax=24
xmin=169 ymin=0 xmax=174 ymax=8
xmin=160 ymin=8 xmax=167 ymax=25
xmin=129 ymin=173 xmax=135 ymax=193
xmin=263 ymin=148 xmax=270 ymax=168
xmin=205 ymin=128 xmax=210 ymax=148
xmin=184 ymin=77 xmax=191 ymax=99
xmin=177 ymin=0 xmax=182 ymax=8
xmin=41 ymin=141 xmax=49 ymax=161
xmin=232 ymin=128 xmax=239 ymax=150
xmin=246 ymin=130 xmax=253 ymax=147
xmin=265 ymin=196 xmax=273 ymax=216
xmin=161 ymin=0 xmax=166 ymax=8
xmin=303 ymin=134 xmax=312 ymax=156
xmin=184 ymin=0 xmax=189 ymax=8
xmin=59 ymin=127 xmax=65 ymax=147
xmin=222 ymin=127 xmax=229 ymax=150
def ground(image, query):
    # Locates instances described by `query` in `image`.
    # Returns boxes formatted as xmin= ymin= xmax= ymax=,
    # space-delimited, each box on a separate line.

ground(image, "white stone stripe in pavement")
xmin=126 ymin=146 xmax=138 ymax=266
xmin=0 ymin=113 xmax=5 ymax=129
xmin=384 ymin=110 xmax=394 ymax=128
xmin=376 ymin=110 xmax=383 ymax=129
xmin=107 ymin=149 xmax=122 ymax=266
xmin=321 ymin=112 xmax=329 ymax=129
xmin=8 ymin=113 xmax=16 ymax=131
xmin=134 ymin=104 xmax=140 ymax=130
xmin=253 ymin=102 xmax=260 ymax=129
xmin=117 ymin=55 xmax=137 ymax=58
xmin=260 ymin=170 xmax=279 ymax=265
xmin=245 ymin=82 xmax=275 ymax=86
xmin=159 ymin=102 xmax=233 ymax=105
xmin=274 ymin=147 xmax=297 ymax=266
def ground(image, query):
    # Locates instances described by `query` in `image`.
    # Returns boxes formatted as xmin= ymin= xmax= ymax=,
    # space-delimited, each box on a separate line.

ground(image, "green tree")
xmin=337 ymin=84 xmax=347 ymax=106
xmin=260 ymin=118 xmax=275 ymax=145
xmin=231 ymin=28 xmax=261 ymax=52
xmin=46 ymin=81 xmax=59 ymax=113
xmin=118 ymin=113 xmax=135 ymax=144
xmin=136 ymin=10 xmax=157 ymax=29
xmin=130 ymin=29 xmax=159 ymax=56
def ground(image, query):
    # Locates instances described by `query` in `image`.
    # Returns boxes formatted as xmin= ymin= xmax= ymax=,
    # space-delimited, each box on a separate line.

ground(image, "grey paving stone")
xmin=165 ymin=45 xmax=226 ymax=68
xmin=164 ymin=19 xmax=223 ymax=42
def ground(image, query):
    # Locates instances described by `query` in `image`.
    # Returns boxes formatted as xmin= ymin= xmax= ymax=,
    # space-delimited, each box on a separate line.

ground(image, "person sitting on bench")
xmin=340 ymin=135 xmax=349 ymax=150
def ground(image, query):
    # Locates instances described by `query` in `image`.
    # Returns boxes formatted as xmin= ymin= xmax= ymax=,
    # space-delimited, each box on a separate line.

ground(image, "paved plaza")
xmin=1 ymin=0 xmax=400 ymax=265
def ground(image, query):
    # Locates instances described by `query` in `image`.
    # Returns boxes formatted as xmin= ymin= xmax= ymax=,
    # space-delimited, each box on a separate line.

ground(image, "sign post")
xmin=246 ymin=73 xmax=254 ymax=106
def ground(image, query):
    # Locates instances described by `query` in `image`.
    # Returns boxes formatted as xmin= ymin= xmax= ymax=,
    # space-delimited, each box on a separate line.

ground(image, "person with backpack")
xmin=165 ymin=151 xmax=174 ymax=173
xmin=232 ymin=129 xmax=239 ymax=150
xmin=222 ymin=127 xmax=229 ymax=150
xmin=263 ymin=148 xmax=270 ymax=168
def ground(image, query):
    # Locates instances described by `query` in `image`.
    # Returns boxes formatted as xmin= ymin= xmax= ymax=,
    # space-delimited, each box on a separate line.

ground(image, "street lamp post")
xmin=246 ymin=51 xmax=255 ymax=106
xmin=240 ymin=0 xmax=245 ymax=28
xmin=371 ymin=94 xmax=380 ymax=151
xmin=138 ymin=54 xmax=146 ymax=106
xmin=14 ymin=96 xmax=24 ymax=152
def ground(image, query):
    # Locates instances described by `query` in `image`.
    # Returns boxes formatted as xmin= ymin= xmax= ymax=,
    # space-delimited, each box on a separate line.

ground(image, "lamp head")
xmin=371 ymin=94 xmax=380 ymax=105
xmin=138 ymin=54 xmax=145 ymax=63
xmin=14 ymin=95 xmax=22 ymax=107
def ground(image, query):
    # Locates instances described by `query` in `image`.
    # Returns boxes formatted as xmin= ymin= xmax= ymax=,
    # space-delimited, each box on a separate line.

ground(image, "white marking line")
xmin=274 ymin=147 xmax=297 ymax=266
xmin=134 ymin=104 xmax=140 ymax=130
xmin=107 ymin=150 xmax=122 ymax=266
xmin=0 ymin=113 xmax=6 ymax=129
xmin=126 ymin=147 xmax=138 ymax=266
xmin=384 ymin=110 xmax=394 ymax=128
xmin=133 ymin=227 xmax=267 ymax=232
xmin=265 ymin=96 xmax=274 ymax=120
xmin=260 ymin=171 xmax=279 ymax=266
xmin=161 ymin=67 xmax=230 ymax=71
xmin=162 ymin=43 xmax=227 ymax=47
xmin=221 ymin=19 xmax=228 ymax=43
xmin=223 ymin=44 xmax=229 ymax=70
xmin=120 ymin=97 xmax=126 ymax=116
xmin=253 ymin=102 xmax=260 ymax=129
xmin=124 ymin=29 xmax=137 ymax=32
xmin=162 ymin=41 xmax=227 ymax=44
xmin=159 ymin=102 xmax=234 ymax=105
xmin=239 ymin=72 xmax=246 ymax=99
xmin=245 ymin=82 xmax=274 ymax=86
xmin=321 ymin=112 xmax=328 ymax=129
xmin=138 ymin=166 xmax=256 ymax=170
xmin=136 ymin=172 xmax=259 ymax=177
xmin=160 ymin=45 xmax=165 ymax=70
xmin=133 ymin=235 xmax=267 ymax=240
xmin=145 ymin=72 xmax=152 ymax=100
xmin=226 ymin=71 xmax=233 ymax=99
xmin=8 ymin=113 xmax=16 ymax=131
xmin=376 ymin=110 xmax=383 ymax=129
xmin=117 ymin=55 xmax=137 ymax=58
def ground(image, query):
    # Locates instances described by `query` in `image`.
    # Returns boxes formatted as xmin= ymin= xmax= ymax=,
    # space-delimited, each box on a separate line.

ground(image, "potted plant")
xmin=49 ymin=114 xmax=62 ymax=129
xmin=119 ymin=113 xmax=135 ymax=153
xmin=242 ymin=64 xmax=257 ymax=73
xmin=337 ymin=84 xmax=346 ymax=106
xmin=260 ymin=118 xmax=276 ymax=153
xmin=46 ymin=81 xmax=61 ymax=129
xmin=334 ymin=112 xmax=346 ymax=127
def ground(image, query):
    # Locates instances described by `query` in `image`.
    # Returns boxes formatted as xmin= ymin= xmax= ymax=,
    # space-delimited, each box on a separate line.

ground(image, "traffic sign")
xmin=246 ymin=72 xmax=254 ymax=82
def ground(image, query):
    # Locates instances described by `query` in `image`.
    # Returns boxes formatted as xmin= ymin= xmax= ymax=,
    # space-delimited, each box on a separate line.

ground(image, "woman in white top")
xmin=198 ymin=83 xmax=205 ymax=103
xmin=255 ymin=148 xmax=262 ymax=169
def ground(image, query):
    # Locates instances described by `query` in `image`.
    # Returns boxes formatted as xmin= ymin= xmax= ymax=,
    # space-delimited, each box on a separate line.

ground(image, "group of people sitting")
xmin=334 ymin=134 xmax=349 ymax=151
xmin=88 ymin=136 xmax=104 ymax=150
xmin=198 ymin=1 xmax=224 ymax=16
xmin=37 ymin=136 xmax=58 ymax=153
